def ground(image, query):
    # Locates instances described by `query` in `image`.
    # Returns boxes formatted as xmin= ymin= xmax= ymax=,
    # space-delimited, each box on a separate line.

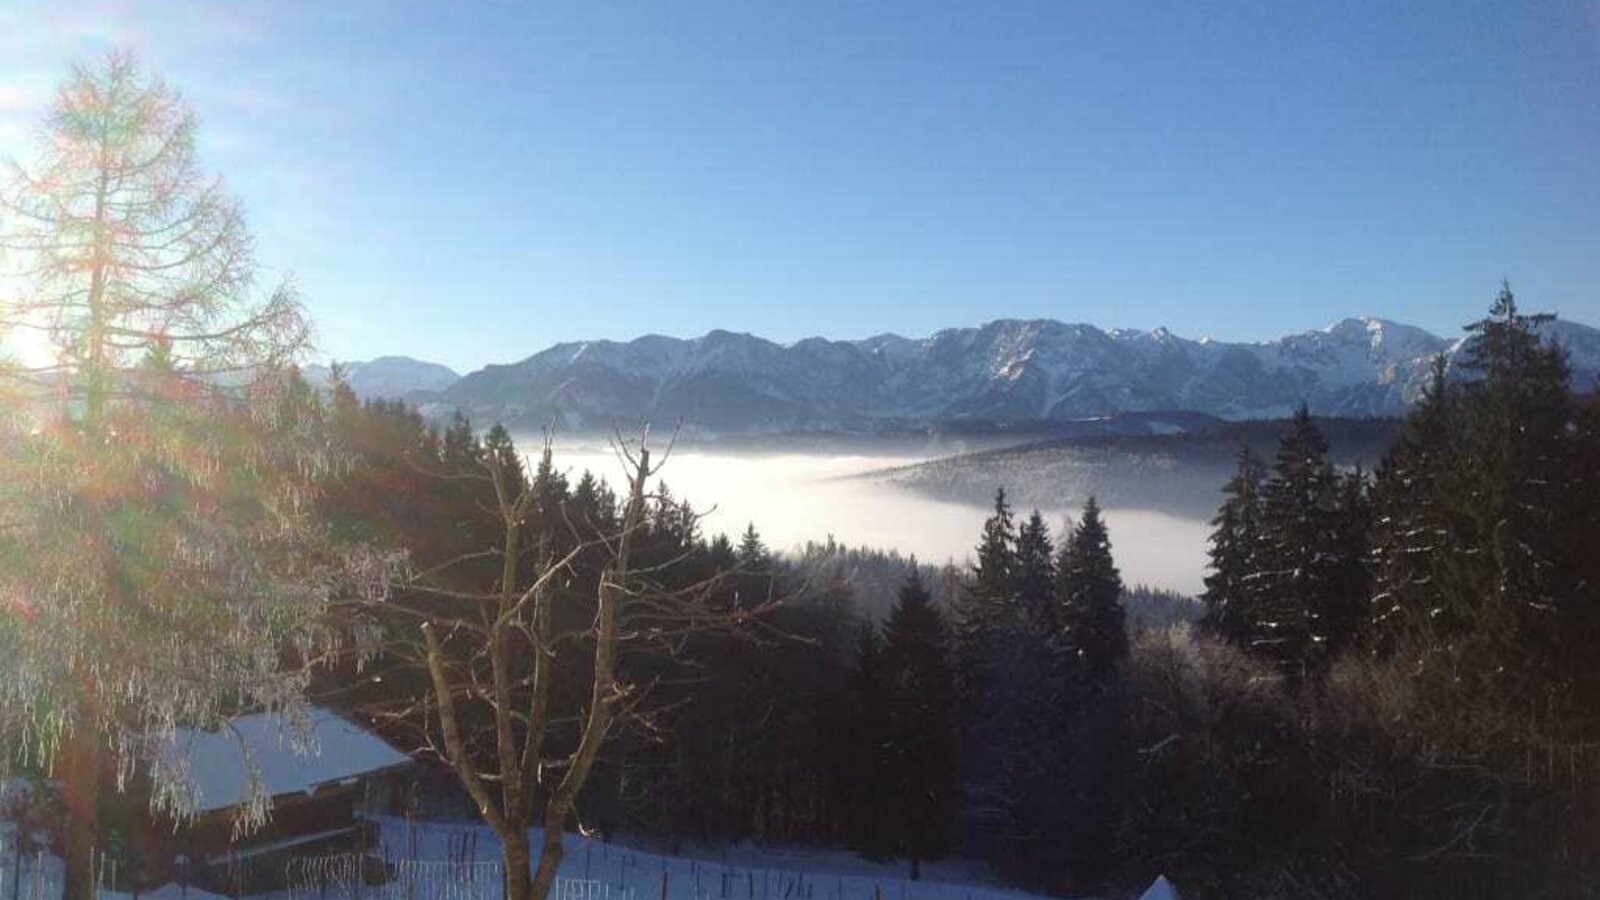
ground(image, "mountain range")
xmin=320 ymin=316 xmax=1600 ymax=434
xmin=302 ymin=356 xmax=461 ymax=401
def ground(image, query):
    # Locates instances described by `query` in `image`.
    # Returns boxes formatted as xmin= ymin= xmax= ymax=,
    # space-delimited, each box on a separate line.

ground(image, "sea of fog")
xmin=533 ymin=440 xmax=1210 ymax=597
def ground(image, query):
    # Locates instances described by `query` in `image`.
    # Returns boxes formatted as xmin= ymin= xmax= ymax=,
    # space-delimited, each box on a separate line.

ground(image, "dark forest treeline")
xmin=823 ymin=287 xmax=1600 ymax=898
xmin=308 ymin=387 xmax=864 ymax=849
xmin=308 ymin=286 xmax=1600 ymax=899
xmin=1157 ymin=287 xmax=1600 ymax=897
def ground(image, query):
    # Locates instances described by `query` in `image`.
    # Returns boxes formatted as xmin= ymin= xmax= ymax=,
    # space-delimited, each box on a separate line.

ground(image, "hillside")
xmin=868 ymin=416 xmax=1403 ymax=519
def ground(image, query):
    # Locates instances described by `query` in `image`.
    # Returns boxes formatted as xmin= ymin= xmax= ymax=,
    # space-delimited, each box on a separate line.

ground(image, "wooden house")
xmin=159 ymin=707 xmax=419 ymax=894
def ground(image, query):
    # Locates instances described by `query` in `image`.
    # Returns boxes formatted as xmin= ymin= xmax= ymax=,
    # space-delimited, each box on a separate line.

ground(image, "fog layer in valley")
xmin=534 ymin=439 xmax=1211 ymax=596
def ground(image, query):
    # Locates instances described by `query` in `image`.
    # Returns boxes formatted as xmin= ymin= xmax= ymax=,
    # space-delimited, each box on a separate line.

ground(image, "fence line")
xmin=0 ymin=820 xmax=1032 ymax=900
xmin=0 ymin=838 xmax=121 ymax=900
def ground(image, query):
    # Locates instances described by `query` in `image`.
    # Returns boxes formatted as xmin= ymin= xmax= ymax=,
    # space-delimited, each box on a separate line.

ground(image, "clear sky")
xmin=2 ymin=0 xmax=1598 ymax=372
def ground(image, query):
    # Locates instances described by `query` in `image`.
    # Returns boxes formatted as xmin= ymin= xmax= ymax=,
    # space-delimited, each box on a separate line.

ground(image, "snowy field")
xmin=0 ymin=816 xmax=1179 ymax=900
xmin=365 ymin=817 xmax=1039 ymax=900
xmin=3 ymin=816 xmax=1180 ymax=900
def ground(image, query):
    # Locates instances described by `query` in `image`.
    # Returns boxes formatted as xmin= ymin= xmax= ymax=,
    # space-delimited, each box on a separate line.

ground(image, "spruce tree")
xmin=1201 ymin=445 xmax=1266 ymax=645
xmin=1057 ymin=497 xmax=1127 ymax=682
xmin=881 ymin=568 xmax=958 ymax=879
xmin=950 ymin=488 xmax=1017 ymax=697
xmin=738 ymin=522 xmax=772 ymax=567
xmin=973 ymin=488 xmax=1017 ymax=605
xmin=1458 ymin=284 xmax=1576 ymax=616
xmin=734 ymin=523 xmax=775 ymax=609
xmin=442 ymin=410 xmax=480 ymax=469
xmin=840 ymin=622 xmax=895 ymax=858
xmin=483 ymin=423 xmax=529 ymax=497
xmin=1370 ymin=356 xmax=1460 ymax=648
xmin=1014 ymin=510 xmax=1059 ymax=633
xmin=1253 ymin=405 xmax=1348 ymax=678
xmin=1446 ymin=285 xmax=1581 ymax=710
xmin=1330 ymin=466 xmax=1373 ymax=651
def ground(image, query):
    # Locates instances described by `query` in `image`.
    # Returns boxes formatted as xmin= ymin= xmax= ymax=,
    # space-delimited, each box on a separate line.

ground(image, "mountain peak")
xmin=304 ymin=355 xmax=461 ymax=400
xmin=428 ymin=314 xmax=1598 ymax=433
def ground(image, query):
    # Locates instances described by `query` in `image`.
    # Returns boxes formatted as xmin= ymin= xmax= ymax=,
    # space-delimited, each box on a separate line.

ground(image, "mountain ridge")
xmin=302 ymin=356 xmax=461 ymax=400
xmin=328 ymin=315 xmax=1600 ymax=432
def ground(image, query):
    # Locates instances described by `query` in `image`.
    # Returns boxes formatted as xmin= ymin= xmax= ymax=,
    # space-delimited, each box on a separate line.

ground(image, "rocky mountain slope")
xmin=412 ymin=316 xmax=1599 ymax=433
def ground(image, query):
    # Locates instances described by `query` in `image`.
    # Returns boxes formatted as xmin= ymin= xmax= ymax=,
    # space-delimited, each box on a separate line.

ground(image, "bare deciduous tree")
xmin=354 ymin=430 xmax=773 ymax=900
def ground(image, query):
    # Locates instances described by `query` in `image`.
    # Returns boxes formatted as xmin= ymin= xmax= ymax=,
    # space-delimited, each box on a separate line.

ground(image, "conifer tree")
xmin=484 ymin=423 xmax=529 ymax=497
xmin=733 ymin=523 xmax=774 ymax=609
xmin=442 ymin=411 xmax=481 ymax=469
xmin=1252 ymin=405 xmax=1349 ymax=678
xmin=1014 ymin=510 xmax=1058 ymax=633
xmin=1328 ymin=466 xmax=1373 ymax=654
xmin=569 ymin=470 xmax=619 ymax=536
xmin=738 ymin=522 xmax=772 ymax=567
xmin=840 ymin=622 xmax=894 ymax=858
xmin=1056 ymin=498 xmax=1127 ymax=681
xmin=526 ymin=436 xmax=569 ymax=531
xmin=972 ymin=488 xmax=1016 ymax=606
xmin=1370 ymin=357 xmax=1460 ymax=648
xmin=1409 ymin=284 xmax=1586 ymax=712
xmin=1457 ymin=284 xmax=1576 ymax=626
xmin=880 ymin=568 xmax=958 ymax=879
xmin=950 ymin=488 xmax=1016 ymax=696
xmin=1201 ymin=445 xmax=1266 ymax=644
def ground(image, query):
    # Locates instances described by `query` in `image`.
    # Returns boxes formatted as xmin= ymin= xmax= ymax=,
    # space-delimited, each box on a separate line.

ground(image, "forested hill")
xmin=871 ymin=417 xmax=1403 ymax=519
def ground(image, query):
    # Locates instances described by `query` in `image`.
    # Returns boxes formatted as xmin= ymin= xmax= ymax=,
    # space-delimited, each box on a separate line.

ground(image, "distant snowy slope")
xmin=304 ymin=356 xmax=460 ymax=399
xmin=426 ymin=315 xmax=1599 ymax=433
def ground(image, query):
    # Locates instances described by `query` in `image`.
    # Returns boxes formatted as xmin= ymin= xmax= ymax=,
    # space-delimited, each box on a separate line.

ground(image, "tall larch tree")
xmin=0 ymin=53 xmax=380 ymax=900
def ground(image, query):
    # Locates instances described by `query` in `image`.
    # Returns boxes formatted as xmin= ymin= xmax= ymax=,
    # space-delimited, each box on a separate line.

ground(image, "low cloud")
xmin=536 ymin=443 xmax=1212 ymax=596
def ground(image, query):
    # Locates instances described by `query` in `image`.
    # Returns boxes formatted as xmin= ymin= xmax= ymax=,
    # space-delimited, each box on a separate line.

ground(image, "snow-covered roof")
xmin=167 ymin=707 xmax=413 ymax=813
xmin=1139 ymin=875 xmax=1180 ymax=900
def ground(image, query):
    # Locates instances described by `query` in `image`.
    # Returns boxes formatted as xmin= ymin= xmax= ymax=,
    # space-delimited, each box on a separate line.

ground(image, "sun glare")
xmin=0 ymin=273 xmax=57 ymax=369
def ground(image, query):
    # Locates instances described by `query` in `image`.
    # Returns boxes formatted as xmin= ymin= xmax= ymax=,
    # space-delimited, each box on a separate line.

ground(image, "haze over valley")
xmin=538 ymin=440 xmax=1214 ymax=596
xmin=342 ymin=315 xmax=1596 ymax=600
xmin=340 ymin=315 xmax=1591 ymax=601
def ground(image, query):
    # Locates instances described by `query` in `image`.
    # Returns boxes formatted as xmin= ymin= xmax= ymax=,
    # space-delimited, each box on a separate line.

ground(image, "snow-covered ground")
xmin=366 ymin=816 xmax=1050 ymax=900
xmin=3 ymin=813 xmax=1180 ymax=900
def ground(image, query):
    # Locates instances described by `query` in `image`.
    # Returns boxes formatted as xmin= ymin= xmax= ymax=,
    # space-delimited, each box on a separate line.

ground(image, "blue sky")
xmin=2 ymin=0 xmax=1598 ymax=372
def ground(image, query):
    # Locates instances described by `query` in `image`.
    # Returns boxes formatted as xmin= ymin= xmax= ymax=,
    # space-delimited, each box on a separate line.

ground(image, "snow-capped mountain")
xmin=304 ymin=356 xmax=461 ymax=400
xmin=421 ymin=316 xmax=1600 ymax=433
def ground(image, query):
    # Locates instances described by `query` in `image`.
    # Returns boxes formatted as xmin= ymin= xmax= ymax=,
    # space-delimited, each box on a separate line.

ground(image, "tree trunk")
xmin=527 ymin=806 xmax=568 ymax=900
xmin=60 ymin=731 xmax=101 ymax=900
xmin=502 ymin=826 xmax=533 ymax=900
